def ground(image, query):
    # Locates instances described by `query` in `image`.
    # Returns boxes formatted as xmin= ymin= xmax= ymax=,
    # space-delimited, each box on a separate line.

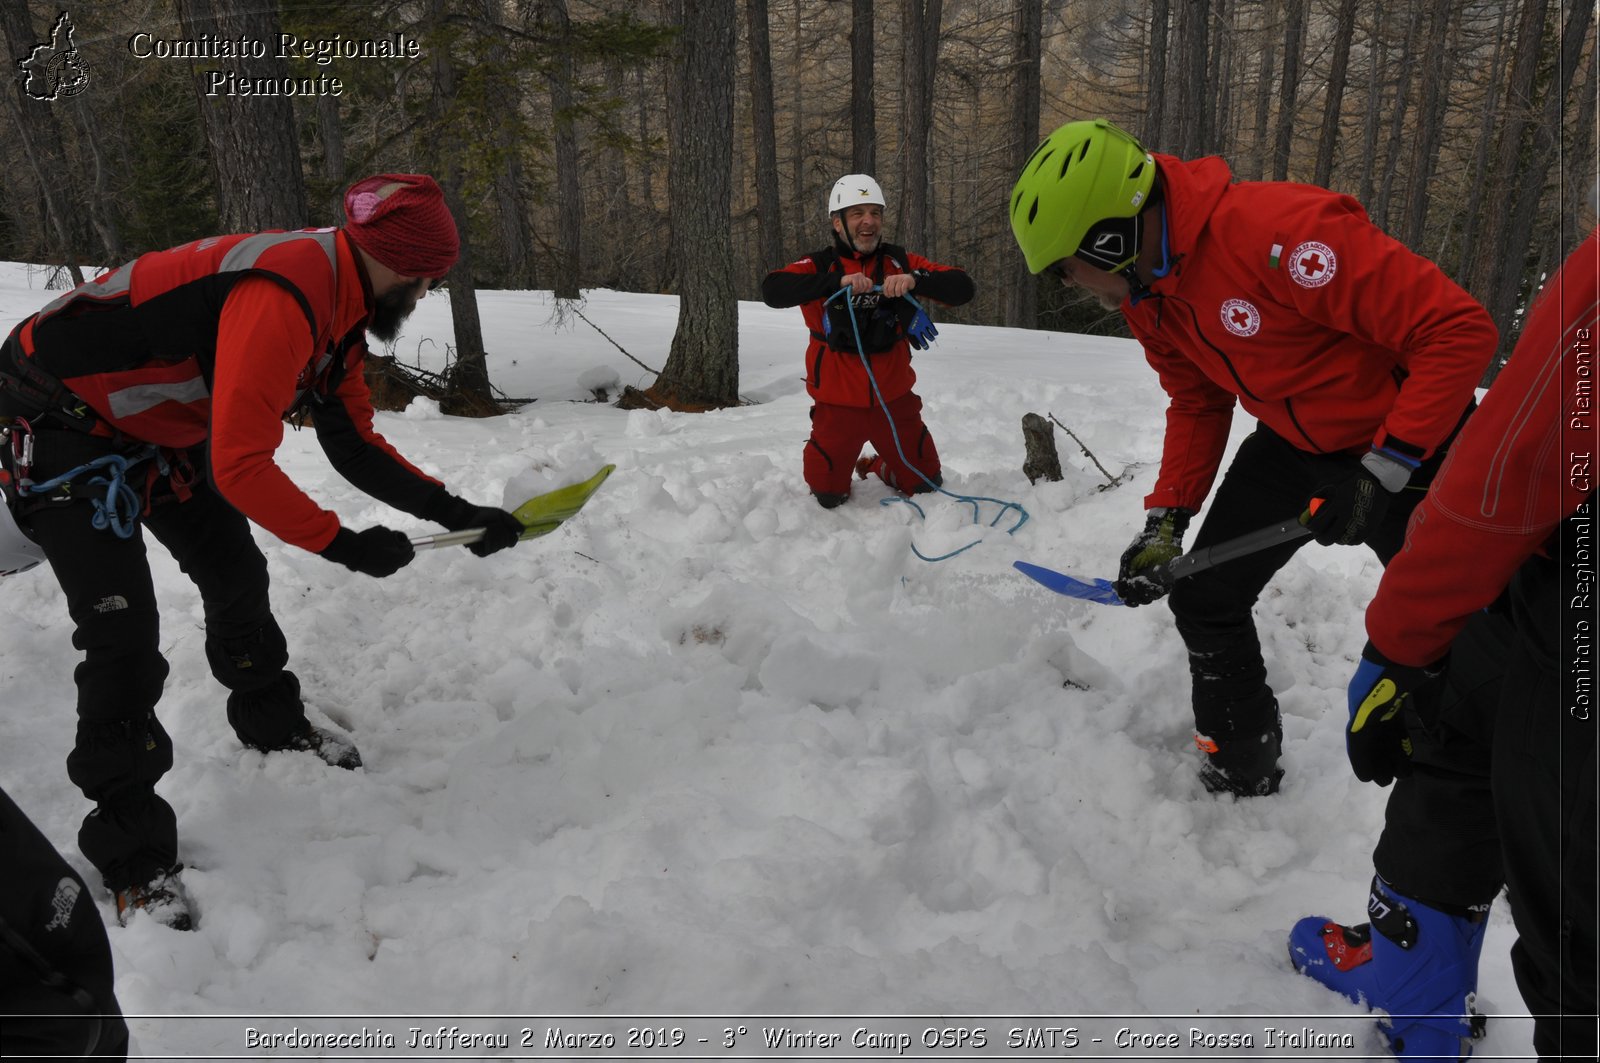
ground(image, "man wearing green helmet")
xmin=1009 ymin=119 xmax=1497 ymax=798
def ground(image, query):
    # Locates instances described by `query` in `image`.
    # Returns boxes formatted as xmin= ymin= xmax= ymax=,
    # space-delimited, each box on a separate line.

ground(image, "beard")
xmin=368 ymin=286 xmax=417 ymax=343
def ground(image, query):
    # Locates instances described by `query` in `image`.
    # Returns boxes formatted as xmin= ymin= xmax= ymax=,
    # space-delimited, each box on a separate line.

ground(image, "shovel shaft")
xmin=410 ymin=528 xmax=486 ymax=550
xmin=1162 ymin=518 xmax=1311 ymax=581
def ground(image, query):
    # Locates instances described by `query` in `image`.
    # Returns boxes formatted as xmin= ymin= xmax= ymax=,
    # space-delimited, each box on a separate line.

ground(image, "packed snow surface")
xmin=0 ymin=263 xmax=1530 ymax=1058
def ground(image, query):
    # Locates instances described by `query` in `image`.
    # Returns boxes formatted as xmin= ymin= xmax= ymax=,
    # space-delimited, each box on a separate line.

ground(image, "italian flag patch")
xmin=1269 ymin=242 xmax=1283 ymax=269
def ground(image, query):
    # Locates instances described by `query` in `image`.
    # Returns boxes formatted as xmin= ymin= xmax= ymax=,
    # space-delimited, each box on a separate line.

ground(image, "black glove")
xmin=1302 ymin=449 xmax=1415 ymax=546
xmin=1345 ymin=642 xmax=1444 ymax=786
xmin=1113 ymin=508 xmax=1191 ymax=607
xmin=319 ymin=526 xmax=415 ymax=578
xmin=424 ymin=491 xmax=524 ymax=557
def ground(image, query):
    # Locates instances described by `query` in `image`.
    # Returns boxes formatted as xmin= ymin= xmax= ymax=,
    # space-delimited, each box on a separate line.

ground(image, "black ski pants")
xmin=1371 ymin=556 xmax=1596 ymax=1061
xmin=1167 ymin=425 xmax=1446 ymax=743
xmin=0 ymin=784 xmax=128 ymax=1060
xmin=18 ymin=429 xmax=307 ymax=891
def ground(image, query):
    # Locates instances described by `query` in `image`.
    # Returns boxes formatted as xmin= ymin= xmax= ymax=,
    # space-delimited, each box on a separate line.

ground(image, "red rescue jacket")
xmin=8 ymin=229 xmax=441 ymax=552
xmin=1124 ymin=154 xmax=1498 ymax=511
xmin=1366 ymin=228 xmax=1598 ymax=666
xmin=762 ymin=241 xmax=974 ymax=408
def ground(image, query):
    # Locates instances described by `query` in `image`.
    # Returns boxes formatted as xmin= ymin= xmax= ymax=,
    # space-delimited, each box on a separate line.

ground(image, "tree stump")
xmin=1022 ymin=412 xmax=1063 ymax=483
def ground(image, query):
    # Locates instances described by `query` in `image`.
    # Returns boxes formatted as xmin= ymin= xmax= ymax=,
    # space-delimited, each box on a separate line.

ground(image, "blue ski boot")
xmin=1289 ymin=876 xmax=1489 ymax=1060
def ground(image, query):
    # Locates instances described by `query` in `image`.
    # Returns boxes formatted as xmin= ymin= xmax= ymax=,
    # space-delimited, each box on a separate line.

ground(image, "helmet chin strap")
xmin=1122 ymin=200 xmax=1171 ymax=306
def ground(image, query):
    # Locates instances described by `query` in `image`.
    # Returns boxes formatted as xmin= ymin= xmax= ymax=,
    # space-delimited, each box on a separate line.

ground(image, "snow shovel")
xmin=1014 ymin=516 xmax=1313 ymax=605
xmin=410 ymin=464 xmax=616 ymax=551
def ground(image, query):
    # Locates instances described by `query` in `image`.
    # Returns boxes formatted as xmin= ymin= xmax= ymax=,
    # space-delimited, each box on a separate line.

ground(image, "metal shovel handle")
xmin=410 ymin=528 xmax=486 ymax=551
xmin=1161 ymin=518 xmax=1312 ymax=582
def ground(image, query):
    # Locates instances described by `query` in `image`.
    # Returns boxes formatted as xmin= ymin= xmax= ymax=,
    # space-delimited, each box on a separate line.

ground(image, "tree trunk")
xmin=70 ymin=94 xmax=123 ymax=262
xmin=900 ymin=0 xmax=944 ymax=252
xmin=1471 ymin=0 xmax=1554 ymax=311
xmin=851 ymin=0 xmax=875 ymax=174
xmin=1145 ymin=0 xmax=1169 ymax=145
xmin=1249 ymin=0 xmax=1278 ymax=181
xmin=1174 ymin=0 xmax=1211 ymax=158
xmin=1454 ymin=1 xmax=1510 ymax=278
xmin=174 ymin=0 xmax=307 ymax=230
xmin=1373 ymin=1 xmax=1422 ymax=233
xmin=545 ymin=0 xmax=582 ymax=300
xmin=426 ymin=0 xmax=492 ymax=407
xmin=314 ymin=92 xmax=346 ymax=221
xmin=1483 ymin=0 xmax=1592 ymax=355
xmin=1356 ymin=0 xmax=1386 ymax=206
xmin=748 ymin=0 xmax=784 ymax=274
xmin=1270 ymin=0 xmax=1306 ymax=181
xmin=1312 ymin=0 xmax=1358 ymax=188
xmin=1006 ymin=0 xmax=1042 ymax=328
xmin=1561 ymin=42 xmax=1599 ymax=251
xmin=652 ymin=0 xmax=738 ymax=409
xmin=1401 ymin=0 xmax=1457 ymax=250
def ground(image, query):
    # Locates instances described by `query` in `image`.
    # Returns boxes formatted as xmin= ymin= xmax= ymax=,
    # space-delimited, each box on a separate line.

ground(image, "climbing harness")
xmin=7 ymin=417 xmax=152 ymax=540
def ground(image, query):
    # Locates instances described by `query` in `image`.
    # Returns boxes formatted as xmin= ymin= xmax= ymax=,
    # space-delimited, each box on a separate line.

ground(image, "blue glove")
xmin=1346 ymin=642 xmax=1443 ymax=785
xmin=905 ymin=304 xmax=938 ymax=350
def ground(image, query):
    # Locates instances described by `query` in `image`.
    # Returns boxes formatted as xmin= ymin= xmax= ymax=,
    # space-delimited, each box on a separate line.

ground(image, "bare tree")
xmin=175 ymin=0 xmax=307 ymax=230
xmin=1270 ymin=0 xmax=1306 ymax=180
xmin=1356 ymin=0 xmax=1387 ymax=206
xmin=1144 ymin=0 xmax=1170 ymax=145
xmin=1006 ymin=0 xmax=1043 ymax=328
xmin=749 ymin=0 xmax=784 ymax=275
xmin=1312 ymin=0 xmax=1360 ymax=188
xmin=1172 ymin=0 xmax=1211 ymax=158
xmin=651 ymin=0 xmax=739 ymax=408
xmin=1373 ymin=2 xmax=1423 ymax=232
xmin=1454 ymin=2 xmax=1512 ymax=278
xmin=1401 ymin=0 xmax=1457 ymax=249
xmin=900 ymin=0 xmax=944 ymax=251
xmin=543 ymin=0 xmax=582 ymax=300
xmin=851 ymin=0 xmax=875 ymax=173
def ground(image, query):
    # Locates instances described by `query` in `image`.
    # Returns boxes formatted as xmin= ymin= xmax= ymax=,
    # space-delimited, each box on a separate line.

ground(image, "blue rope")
xmin=825 ymin=285 xmax=1029 ymax=561
xmin=19 ymin=452 xmax=147 ymax=539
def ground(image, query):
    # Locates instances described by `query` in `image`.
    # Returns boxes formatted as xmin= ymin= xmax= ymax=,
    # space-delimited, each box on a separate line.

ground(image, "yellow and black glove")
xmin=1113 ymin=508 xmax=1191 ymax=607
xmin=1345 ymin=642 xmax=1444 ymax=785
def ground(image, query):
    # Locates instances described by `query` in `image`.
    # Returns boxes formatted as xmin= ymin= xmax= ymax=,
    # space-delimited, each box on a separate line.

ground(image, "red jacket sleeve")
xmin=209 ymin=277 xmax=344 ymax=552
xmin=1366 ymin=229 xmax=1599 ymax=665
xmin=1140 ymin=327 xmax=1237 ymax=511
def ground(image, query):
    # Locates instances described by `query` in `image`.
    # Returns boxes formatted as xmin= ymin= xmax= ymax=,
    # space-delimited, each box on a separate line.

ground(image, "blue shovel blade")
xmin=1013 ymin=560 xmax=1126 ymax=606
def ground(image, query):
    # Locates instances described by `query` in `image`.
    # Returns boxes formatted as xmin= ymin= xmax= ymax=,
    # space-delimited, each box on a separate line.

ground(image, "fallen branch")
xmin=1048 ymin=412 xmax=1118 ymax=486
xmin=571 ymin=304 xmax=661 ymax=376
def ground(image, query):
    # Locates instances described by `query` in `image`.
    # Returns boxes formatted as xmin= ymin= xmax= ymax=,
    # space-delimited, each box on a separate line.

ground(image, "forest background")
xmin=1 ymin=0 xmax=1594 ymax=409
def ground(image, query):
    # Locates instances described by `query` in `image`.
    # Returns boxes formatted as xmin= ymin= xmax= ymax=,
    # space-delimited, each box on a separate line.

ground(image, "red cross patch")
xmin=1220 ymin=298 xmax=1261 ymax=337
xmin=1289 ymin=240 xmax=1337 ymax=288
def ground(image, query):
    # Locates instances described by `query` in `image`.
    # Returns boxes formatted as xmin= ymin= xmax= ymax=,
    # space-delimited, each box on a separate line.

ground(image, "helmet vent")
xmin=1027 ymin=196 xmax=1039 ymax=224
xmin=1059 ymin=152 xmax=1073 ymax=179
xmin=1031 ymin=146 xmax=1055 ymax=174
xmin=1129 ymin=161 xmax=1145 ymax=180
xmin=1078 ymin=141 xmax=1090 ymax=162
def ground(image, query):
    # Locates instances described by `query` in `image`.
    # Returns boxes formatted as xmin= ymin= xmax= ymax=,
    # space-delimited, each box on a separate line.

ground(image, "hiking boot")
xmin=284 ymin=726 xmax=362 ymax=770
xmin=813 ymin=491 xmax=849 ymax=510
xmin=1197 ymin=725 xmax=1283 ymax=796
xmin=114 ymin=865 xmax=193 ymax=930
xmin=1289 ymin=876 xmax=1489 ymax=1060
xmin=247 ymin=725 xmax=362 ymax=770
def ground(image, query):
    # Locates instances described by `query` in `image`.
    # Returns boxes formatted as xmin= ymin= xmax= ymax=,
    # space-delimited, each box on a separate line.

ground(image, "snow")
xmin=0 ymin=262 xmax=1532 ymax=1058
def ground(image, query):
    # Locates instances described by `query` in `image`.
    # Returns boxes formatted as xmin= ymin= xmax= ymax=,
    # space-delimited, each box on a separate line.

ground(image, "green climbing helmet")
xmin=1009 ymin=119 xmax=1157 ymax=275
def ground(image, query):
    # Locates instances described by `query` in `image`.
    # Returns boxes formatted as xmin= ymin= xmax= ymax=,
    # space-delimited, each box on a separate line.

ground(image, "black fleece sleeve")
xmin=310 ymin=391 xmax=448 ymax=519
xmin=761 ymin=267 xmax=838 ymax=308
xmin=911 ymin=267 xmax=976 ymax=307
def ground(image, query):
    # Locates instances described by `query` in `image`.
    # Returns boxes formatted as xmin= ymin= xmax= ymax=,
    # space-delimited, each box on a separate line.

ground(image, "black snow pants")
xmin=1372 ymin=555 xmax=1596 ymax=1061
xmin=15 ymin=428 xmax=308 ymax=892
xmin=0 ymin=783 xmax=129 ymax=1060
xmin=1167 ymin=424 xmax=1451 ymax=744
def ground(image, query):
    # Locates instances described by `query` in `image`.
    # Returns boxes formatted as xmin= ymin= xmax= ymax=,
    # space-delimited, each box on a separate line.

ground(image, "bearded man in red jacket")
xmin=0 ymin=174 xmax=523 ymax=930
xmin=1009 ymin=120 xmax=1497 ymax=797
xmin=763 ymin=174 xmax=975 ymax=507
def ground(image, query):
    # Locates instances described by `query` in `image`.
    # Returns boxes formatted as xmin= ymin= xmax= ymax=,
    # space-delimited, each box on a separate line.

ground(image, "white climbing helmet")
xmin=828 ymin=175 xmax=886 ymax=217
